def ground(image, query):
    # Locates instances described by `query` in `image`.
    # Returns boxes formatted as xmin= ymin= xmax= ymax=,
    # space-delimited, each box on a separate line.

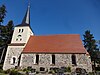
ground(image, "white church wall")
xmin=3 ymin=46 xmax=24 ymax=70
xmin=11 ymin=26 xmax=33 ymax=44
xmin=3 ymin=25 xmax=33 ymax=70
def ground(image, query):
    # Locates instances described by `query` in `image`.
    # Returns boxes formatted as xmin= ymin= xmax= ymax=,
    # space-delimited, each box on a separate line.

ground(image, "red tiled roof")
xmin=23 ymin=34 xmax=86 ymax=53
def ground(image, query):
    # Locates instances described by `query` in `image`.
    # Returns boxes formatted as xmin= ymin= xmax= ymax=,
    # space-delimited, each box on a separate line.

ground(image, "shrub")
xmin=48 ymin=70 xmax=55 ymax=74
xmin=88 ymin=72 xmax=95 ymax=75
xmin=0 ymin=69 xmax=4 ymax=73
xmin=23 ymin=68 xmax=27 ymax=72
xmin=9 ymin=69 xmax=24 ymax=75
xmin=36 ymin=71 xmax=39 ymax=74
xmin=31 ymin=69 xmax=36 ymax=73
xmin=0 ymin=64 xmax=3 ymax=69
xmin=61 ymin=67 xmax=67 ymax=72
xmin=50 ymin=67 xmax=59 ymax=73
xmin=66 ymin=66 xmax=71 ymax=72
xmin=60 ymin=67 xmax=71 ymax=72
xmin=23 ymin=67 xmax=36 ymax=74
xmin=4 ymin=69 xmax=11 ymax=74
xmin=27 ymin=66 xmax=32 ymax=71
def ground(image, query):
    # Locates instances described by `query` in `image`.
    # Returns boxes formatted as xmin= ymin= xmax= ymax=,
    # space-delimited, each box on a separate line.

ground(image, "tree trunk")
xmin=0 ymin=47 xmax=5 ymax=63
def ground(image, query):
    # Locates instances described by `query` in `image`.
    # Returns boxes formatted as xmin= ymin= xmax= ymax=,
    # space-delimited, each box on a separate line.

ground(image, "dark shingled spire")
xmin=16 ymin=3 xmax=30 ymax=27
xmin=16 ymin=1 xmax=34 ymax=33
xmin=21 ymin=4 xmax=30 ymax=25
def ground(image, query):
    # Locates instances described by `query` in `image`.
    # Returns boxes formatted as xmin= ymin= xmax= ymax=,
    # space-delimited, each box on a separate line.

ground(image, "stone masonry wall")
xmin=76 ymin=54 xmax=92 ymax=72
xmin=20 ymin=53 xmax=92 ymax=72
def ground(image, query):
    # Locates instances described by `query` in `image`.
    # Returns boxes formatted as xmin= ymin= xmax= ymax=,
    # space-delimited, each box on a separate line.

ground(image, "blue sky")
xmin=0 ymin=0 xmax=100 ymax=40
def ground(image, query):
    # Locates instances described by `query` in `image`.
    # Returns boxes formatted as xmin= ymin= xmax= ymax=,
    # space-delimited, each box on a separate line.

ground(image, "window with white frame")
xmin=34 ymin=54 xmax=39 ymax=64
xmin=18 ymin=29 xmax=21 ymax=33
xmin=72 ymin=54 xmax=77 ymax=65
xmin=52 ymin=55 xmax=55 ymax=64
xmin=10 ymin=56 xmax=17 ymax=65
xmin=22 ymin=29 xmax=24 ymax=32
xmin=50 ymin=54 xmax=55 ymax=65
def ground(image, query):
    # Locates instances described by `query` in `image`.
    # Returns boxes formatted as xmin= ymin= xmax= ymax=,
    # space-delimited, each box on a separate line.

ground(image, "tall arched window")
xmin=10 ymin=56 xmax=17 ymax=65
xmin=72 ymin=54 xmax=76 ymax=65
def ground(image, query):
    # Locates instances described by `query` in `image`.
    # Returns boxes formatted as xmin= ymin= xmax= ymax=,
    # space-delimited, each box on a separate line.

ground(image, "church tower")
xmin=11 ymin=4 xmax=34 ymax=43
xmin=3 ymin=4 xmax=34 ymax=70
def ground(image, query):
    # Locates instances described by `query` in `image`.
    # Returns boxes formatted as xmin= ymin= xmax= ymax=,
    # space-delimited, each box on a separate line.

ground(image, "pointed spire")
xmin=21 ymin=1 xmax=30 ymax=25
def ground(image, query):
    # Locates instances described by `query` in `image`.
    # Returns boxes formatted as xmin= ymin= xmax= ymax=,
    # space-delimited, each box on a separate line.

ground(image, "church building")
xmin=3 ymin=5 xmax=92 ymax=72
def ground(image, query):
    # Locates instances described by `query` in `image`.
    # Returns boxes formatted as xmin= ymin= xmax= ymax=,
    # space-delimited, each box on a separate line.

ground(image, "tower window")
xmin=72 ymin=54 xmax=76 ymax=65
xmin=52 ymin=55 xmax=55 ymax=64
xmin=36 ymin=55 xmax=39 ymax=64
xmin=18 ymin=29 xmax=24 ymax=33
xmin=20 ymin=38 xmax=22 ymax=41
xmin=19 ymin=29 xmax=21 ymax=33
xmin=16 ymin=38 xmax=18 ymax=41
xmin=22 ymin=29 xmax=24 ymax=32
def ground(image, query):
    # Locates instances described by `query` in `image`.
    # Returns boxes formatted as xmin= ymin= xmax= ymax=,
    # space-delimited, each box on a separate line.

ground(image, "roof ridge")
xmin=30 ymin=34 xmax=80 ymax=37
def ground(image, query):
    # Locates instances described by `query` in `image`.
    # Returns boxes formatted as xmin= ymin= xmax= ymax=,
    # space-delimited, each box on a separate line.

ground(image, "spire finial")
xmin=21 ymin=0 xmax=30 ymax=25
xmin=28 ymin=0 xmax=30 ymax=8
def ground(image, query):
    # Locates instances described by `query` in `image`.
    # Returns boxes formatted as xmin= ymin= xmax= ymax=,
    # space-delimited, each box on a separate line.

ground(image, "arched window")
xmin=10 ymin=56 xmax=17 ymax=65
xmin=18 ymin=35 xmax=21 ymax=37
xmin=72 ymin=54 xmax=76 ymax=65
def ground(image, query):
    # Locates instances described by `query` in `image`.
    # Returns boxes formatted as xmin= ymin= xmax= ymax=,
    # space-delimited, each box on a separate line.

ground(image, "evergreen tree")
xmin=0 ymin=4 xmax=14 ymax=63
xmin=5 ymin=20 xmax=14 ymax=44
xmin=0 ymin=20 xmax=14 ymax=63
xmin=83 ymin=30 xmax=98 ymax=70
xmin=0 ymin=4 xmax=7 ymax=25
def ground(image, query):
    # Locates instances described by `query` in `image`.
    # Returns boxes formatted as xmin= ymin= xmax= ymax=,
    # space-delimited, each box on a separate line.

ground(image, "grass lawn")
xmin=0 ymin=73 xmax=8 ymax=75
